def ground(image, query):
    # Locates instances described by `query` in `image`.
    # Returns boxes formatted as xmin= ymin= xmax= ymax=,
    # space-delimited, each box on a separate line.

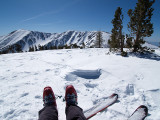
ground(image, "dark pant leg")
xmin=39 ymin=105 xmax=58 ymax=120
xmin=65 ymin=105 xmax=87 ymax=120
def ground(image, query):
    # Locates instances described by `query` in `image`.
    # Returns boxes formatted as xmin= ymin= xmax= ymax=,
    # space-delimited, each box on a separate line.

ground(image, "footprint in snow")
xmin=24 ymin=103 xmax=31 ymax=106
xmin=54 ymin=68 xmax=61 ymax=75
xmin=84 ymin=83 xmax=98 ymax=88
xmin=45 ymin=69 xmax=51 ymax=72
xmin=4 ymin=109 xmax=15 ymax=118
xmin=20 ymin=93 xmax=29 ymax=98
xmin=0 ymin=100 xmax=4 ymax=104
xmin=135 ymin=73 xmax=144 ymax=81
xmin=35 ymin=95 xmax=42 ymax=99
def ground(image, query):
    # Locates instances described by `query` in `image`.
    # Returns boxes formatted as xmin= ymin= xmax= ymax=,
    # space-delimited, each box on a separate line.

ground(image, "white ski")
xmin=84 ymin=93 xmax=118 ymax=119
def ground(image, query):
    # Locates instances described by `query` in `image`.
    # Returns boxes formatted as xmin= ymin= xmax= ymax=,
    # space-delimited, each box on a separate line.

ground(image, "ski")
xmin=84 ymin=93 xmax=118 ymax=119
xmin=128 ymin=105 xmax=148 ymax=120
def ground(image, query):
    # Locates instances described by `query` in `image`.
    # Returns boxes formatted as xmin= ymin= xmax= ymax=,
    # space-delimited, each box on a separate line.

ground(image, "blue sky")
xmin=0 ymin=0 xmax=160 ymax=42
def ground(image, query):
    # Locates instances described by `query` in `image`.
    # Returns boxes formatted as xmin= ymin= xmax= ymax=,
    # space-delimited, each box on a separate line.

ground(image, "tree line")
xmin=0 ymin=43 xmax=86 ymax=55
xmin=93 ymin=0 xmax=155 ymax=56
xmin=0 ymin=44 xmax=22 ymax=54
xmin=28 ymin=43 xmax=83 ymax=52
xmin=108 ymin=0 xmax=155 ymax=55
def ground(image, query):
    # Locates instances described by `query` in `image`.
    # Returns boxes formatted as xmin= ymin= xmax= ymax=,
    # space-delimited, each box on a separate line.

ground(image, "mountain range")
xmin=0 ymin=29 xmax=110 ymax=52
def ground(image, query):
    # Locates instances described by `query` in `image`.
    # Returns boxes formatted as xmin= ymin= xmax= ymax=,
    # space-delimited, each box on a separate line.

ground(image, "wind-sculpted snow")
xmin=72 ymin=69 xmax=101 ymax=79
xmin=0 ymin=48 xmax=160 ymax=120
xmin=65 ymin=69 xmax=101 ymax=81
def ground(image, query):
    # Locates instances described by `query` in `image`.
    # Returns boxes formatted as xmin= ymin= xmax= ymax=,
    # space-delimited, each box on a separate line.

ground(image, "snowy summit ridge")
xmin=0 ymin=29 xmax=110 ymax=51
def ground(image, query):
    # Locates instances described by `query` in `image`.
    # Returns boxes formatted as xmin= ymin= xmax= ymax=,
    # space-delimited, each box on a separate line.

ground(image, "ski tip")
xmin=138 ymin=105 xmax=148 ymax=116
xmin=129 ymin=105 xmax=148 ymax=120
xmin=110 ymin=93 xmax=118 ymax=99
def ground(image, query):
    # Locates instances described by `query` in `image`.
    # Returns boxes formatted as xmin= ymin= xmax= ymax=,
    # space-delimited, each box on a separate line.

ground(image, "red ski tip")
xmin=137 ymin=105 xmax=148 ymax=116
xmin=109 ymin=93 xmax=118 ymax=98
xmin=129 ymin=105 xmax=148 ymax=120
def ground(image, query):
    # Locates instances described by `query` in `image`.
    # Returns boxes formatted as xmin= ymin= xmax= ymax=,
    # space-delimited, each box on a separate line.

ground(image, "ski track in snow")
xmin=0 ymin=48 xmax=160 ymax=120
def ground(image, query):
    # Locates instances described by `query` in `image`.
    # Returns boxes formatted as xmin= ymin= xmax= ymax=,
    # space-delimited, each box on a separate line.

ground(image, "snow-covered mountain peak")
xmin=0 ymin=29 xmax=159 ymax=53
xmin=0 ymin=30 xmax=111 ymax=52
xmin=0 ymin=29 xmax=31 ymax=49
xmin=16 ymin=29 xmax=30 ymax=32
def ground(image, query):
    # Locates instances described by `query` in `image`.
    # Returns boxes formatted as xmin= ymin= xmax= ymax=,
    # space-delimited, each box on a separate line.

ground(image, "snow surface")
xmin=142 ymin=42 xmax=159 ymax=49
xmin=0 ymin=48 xmax=160 ymax=120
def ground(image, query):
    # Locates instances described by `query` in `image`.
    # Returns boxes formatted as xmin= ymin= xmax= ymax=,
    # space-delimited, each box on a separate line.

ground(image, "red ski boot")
xmin=65 ymin=85 xmax=78 ymax=106
xmin=43 ymin=86 xmax=57 ymax=107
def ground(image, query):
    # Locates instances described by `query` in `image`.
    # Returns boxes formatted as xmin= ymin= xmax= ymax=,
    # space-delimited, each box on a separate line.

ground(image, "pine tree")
xmin=82 ymin=42 xmax=85 ymax=48
xmin=35 ymin=45 xmax=38 ymax=51
xmin=45 ymin=46 xmax=48 ymax=50
xmin=38 ymin=44 xmax=45 ymax=50
xmin=109 ymin=7 xmax=124 ymax=52
xmin=64 ymin=44 xmax=70 ymax=49
xmin=95 ymin=31 xmax=103 ymax=48
xmin=126 ymin=34 xmax=133 ymax=48
xmin=15 ymin=44 xmax=22 ymax=52
xmin=128 ymin=0 xmax=155 ymax=52
xmin=71 ymin=43 xmax=78 ymax=48
xmin=29 ymin=46 xmax=34 ymax=52
xmin=38 ymin=44 xmax=42 ymax=50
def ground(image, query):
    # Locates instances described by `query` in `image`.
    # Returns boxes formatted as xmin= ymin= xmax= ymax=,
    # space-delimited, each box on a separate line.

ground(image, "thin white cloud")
xmin=21 ymin=0 xmax=81 ymax=23
xmin=21 ymin=9 xmax=62 ymax=22
xmin=22 ymin=14 xmax=44 ymax=22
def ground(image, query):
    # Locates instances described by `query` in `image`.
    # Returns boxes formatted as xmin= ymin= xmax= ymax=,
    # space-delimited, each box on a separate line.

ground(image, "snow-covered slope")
xmin=0 ymin=30 xmax=30 ymax=49
xmin=142 ymin=42 xmax=159 ymax=49
xmin=0 ymin=30 xmax=110 ymax=51
xmin=0 ymin=48 xmax=160 ymax=120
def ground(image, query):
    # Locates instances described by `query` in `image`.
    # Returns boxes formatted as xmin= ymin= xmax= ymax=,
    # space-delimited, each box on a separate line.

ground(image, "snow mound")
xmin=65 ymin=69 xmax=101 ymax=81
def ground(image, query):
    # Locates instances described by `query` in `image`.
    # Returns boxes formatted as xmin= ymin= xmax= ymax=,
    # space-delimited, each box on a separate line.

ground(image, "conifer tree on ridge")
xmin=128 ymin=0 xmax=155 ymax=52
xmin=108 ymin=7 xmax=124 ymax=52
